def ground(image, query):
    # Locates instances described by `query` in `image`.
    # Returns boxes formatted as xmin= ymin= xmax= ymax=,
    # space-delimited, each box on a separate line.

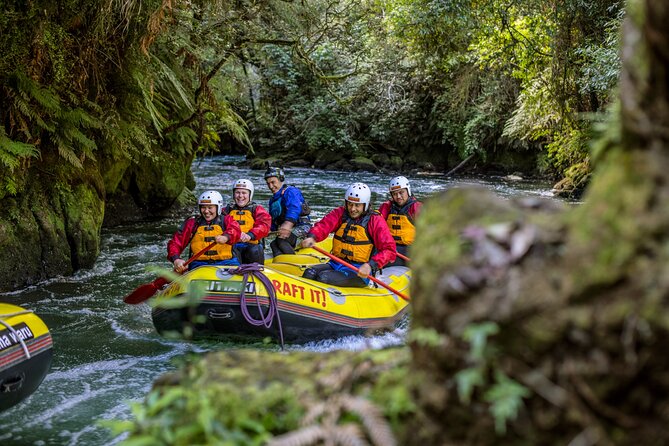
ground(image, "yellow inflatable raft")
xmin=151 ymin=241 xmax=410 ymax=343
xmin=0 ymin=303 xmax=53 ymax=411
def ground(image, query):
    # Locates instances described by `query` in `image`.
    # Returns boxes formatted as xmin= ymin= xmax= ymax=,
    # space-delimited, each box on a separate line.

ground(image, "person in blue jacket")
xmin=264 ymin=165 xmax=312 ymax=257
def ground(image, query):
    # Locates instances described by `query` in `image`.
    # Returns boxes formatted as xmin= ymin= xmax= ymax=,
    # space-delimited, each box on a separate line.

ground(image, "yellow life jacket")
xmin=190 ymin=216 xmax=233 ymax=261
xmin=386 ymin=198 xmax=416 ymax=246
xmin=332 ymin=213 xmax=374 ymax=263
xmin=226 ymin=204 xmax=259 ymax=244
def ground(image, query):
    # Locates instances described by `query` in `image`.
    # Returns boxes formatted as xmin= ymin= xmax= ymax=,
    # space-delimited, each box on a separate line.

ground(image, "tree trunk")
xmin=406 ymin=0 xmax=669 ymax=443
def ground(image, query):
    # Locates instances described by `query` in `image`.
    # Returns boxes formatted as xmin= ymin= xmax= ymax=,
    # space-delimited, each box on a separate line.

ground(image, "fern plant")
xmin=454 ymin=321 xmax=530 ymax=435
xmin=4 ymin=70 xmax=102 ymax=170
xmin=0 ymin=126 xmax=38 ymax=197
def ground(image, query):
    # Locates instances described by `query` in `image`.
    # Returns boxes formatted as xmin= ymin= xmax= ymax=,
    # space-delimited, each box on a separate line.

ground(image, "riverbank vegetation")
xmin=1 ymin=0 xmax=623 ymax=200
xmin=0 ymin=0 xmax=622 ymax=287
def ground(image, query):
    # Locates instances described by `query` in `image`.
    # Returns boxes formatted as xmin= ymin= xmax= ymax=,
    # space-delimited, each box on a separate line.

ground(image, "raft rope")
xmin=0 ymin=310 xmax=33 ymax=359
xmin=230 ymin=263 xmax=285 ymax=350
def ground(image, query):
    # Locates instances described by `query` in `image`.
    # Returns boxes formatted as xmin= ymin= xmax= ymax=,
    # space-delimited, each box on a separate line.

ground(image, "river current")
xmin=0 ymin=156 xmax=560 ymax=445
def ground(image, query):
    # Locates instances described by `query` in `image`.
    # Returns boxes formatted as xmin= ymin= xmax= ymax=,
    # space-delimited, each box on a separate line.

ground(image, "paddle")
xmin=310 ymin=245 xmax=410 ymax=301
xmin=396 ymin=252 xmax=411 ymax=262
xmin=123 ymin=241 xmax=218 ymax=304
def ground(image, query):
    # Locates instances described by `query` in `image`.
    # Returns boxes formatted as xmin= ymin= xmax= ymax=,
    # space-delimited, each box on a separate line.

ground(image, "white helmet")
xmin=345 ymin=183 xmax=371 ymax=211
xmin=233 ymin=178 xmax=254 ymax=201
xmin=198 ymin=190 xmax=224 ymax=215
xmin=389 ymin=176 xmax=411 ymax=196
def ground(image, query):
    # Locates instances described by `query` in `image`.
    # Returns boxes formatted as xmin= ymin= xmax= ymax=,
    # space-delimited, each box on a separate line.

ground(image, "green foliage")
xmin=454 ymin=321 xmax=530 ymax=435
xmin=407 ymin=327 xmax=446 ymax=347
xmin=0 ymin=127 xmax=38 ymax=171
xmin=2 ymin=70 xmax=102 ymax=176
xmin=103 ymin=379 xmax=303 ymax=445
xmin=575 ymin=10 xmax=624 ymax=102
xmin=546 ymin=125 xmax=592 ymax=174
xmin=462 ymin=321 xmax=499 ymax=361
xmin=454 ymin=366 xmax=485 ymax=405
xmin=503 ymin=73 xmax=560 ymax=142
xmin=108 ymin=348 xmax=413 ymax=445
xmin=0 ymin=0 xmax=627 ymax=203
xmin=484 ymin=371 xmax=531 ymax=434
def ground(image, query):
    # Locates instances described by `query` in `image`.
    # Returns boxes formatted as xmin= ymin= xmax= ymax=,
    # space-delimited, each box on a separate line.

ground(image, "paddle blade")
xmin=123 ymin=277 xmax=169 ymax=304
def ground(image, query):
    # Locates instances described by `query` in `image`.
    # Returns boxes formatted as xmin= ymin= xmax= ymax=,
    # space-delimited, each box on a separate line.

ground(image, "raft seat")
xmin=268 ymin=253 xmax=329 ymax=277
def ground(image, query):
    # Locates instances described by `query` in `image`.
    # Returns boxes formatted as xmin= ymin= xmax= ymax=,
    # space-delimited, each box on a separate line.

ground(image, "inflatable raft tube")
xmin=0 ymin=303 xmax=53 ymax=412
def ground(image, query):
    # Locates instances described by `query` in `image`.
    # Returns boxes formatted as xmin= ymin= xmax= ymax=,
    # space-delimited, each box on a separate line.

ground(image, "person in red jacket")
xmin=167 ymin=190 xmax=241 ymax=272
xmin=300 ymin=183 xmax=396 ymax=287
xmin=223 ymin=179 xmax=272 ymax=265
xmin=377 ymin=176 xmax=422 ymax=267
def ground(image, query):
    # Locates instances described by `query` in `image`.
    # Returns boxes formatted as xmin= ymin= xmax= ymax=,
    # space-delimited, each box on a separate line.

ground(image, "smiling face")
xmin=265 ymin=177 xmax=283 ymax=194
xmin=199 ymin=204 xmax=218 ymax=221
xmin=345 ymin=201 xmax=365 ymax=219
xmin=234 ymin=188 xmax=250 ymax=207
xmin=391 ymin=188 xmax=409 ymax=207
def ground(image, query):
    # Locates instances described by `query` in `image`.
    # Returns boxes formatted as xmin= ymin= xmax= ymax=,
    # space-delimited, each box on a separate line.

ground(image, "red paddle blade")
xmin=123 ymin=277 xmax=169 ymax=304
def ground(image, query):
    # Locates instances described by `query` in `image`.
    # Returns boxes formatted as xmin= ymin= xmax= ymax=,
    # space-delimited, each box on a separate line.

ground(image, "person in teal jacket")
xmin=264 ymin=166 xmax=311 ymax=257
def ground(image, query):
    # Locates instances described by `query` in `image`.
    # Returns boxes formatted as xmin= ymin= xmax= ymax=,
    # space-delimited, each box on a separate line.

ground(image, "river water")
xmin=0 ymin=156 xmax=560 ymax=445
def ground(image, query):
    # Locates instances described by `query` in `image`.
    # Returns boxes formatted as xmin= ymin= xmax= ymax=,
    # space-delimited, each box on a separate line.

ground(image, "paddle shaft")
xmin=396 ymin=252 xmax=411 ymax=262
xmin=180 ymin=240 xmax=219 ymax=269
xmin=311 ymin=246 xmax=410 ymax=301
xmin=123 ymin=240 xmax=218 ymax=304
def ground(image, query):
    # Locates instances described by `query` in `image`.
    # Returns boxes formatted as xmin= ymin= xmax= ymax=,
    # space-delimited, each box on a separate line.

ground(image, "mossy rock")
xmin=0 ymin=198 xmax=45 ymax=291
xmin=115 ymin=348 xmax=415 ymax=444
xmin=389 ymin=155 xmax=404 ymax=171
xmin=99 ymin=152 xmax=132 ymax=196
xmin=312 ymin=149 xmax=345 ymax=169
xmin=371 ymin=152 xmax=390 ymax=168
xmin=130 ymin=150 xmax=195 ymax=210
xmin=350 ymin=156 xmax=378 ymax=172
xmin=58 ymin=182 xmax=104 ymax=269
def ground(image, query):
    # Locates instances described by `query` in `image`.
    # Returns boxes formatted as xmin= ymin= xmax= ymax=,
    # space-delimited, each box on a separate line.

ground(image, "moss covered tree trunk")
xmin=406 ymin=0 xmax=669 ymax=443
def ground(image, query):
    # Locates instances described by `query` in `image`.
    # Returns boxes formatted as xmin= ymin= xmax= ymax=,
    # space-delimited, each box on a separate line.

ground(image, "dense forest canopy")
xmin=1 ymin=0 xmax=623 ymax=196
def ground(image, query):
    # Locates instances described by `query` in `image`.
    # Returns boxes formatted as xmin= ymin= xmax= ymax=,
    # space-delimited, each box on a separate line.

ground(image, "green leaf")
xmin=454 ymin=366 xmax=485 ymax=405
xmin=462 ymin=322 xmax=499 ymax=361
xmin=483 ymin=371 xmax=530 ymax=434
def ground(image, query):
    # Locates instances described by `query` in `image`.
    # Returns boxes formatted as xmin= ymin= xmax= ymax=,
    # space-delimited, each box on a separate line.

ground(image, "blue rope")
xmin=230 ymin=263 xmax=285 ymax=349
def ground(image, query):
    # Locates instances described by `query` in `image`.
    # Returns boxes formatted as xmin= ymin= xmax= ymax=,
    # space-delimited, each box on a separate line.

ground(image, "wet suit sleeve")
xmin=368 ymin=213 xmax=397 ymax=269
xmin=249 ymin=205 xmax=272 ymax=240
xmin=307 ymin=207 xmax=345 ymax=242
xmin=377 ymin=201 xmax=391 ymax=219
xmin=167 ymin=217 xmax=196 ymax=262
xmin=410 ymin=200 xmax=423 ymax=219
xmin=282 ymin=186 xmax=304 ymax=224
xmin=222 ymin=214 xmax=242 ymax=244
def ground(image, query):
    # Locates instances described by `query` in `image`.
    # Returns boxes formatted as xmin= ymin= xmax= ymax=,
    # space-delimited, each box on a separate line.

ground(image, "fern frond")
xmin=63 ymin=107 xmax=102 ymax=130
xmin=10 ymin=91 xmax=56 ymax=133
xmin=216 ymin=103 xmax=252 ymax=151
xmin=340 ymin=395 xmax=396 ymax=446
xmin=330 ymin=423 xmax=366 ymax=446
xmin=153 ymin=54 xmax=194 ymax=113
xmin=266 ymin=425 xmax=327 ymax=446
xmin=0 ymin=151 xmax=21 ymax=170
xmin=63 ymin=125 xmax=97 ymax=153
xmin=301 ymin=401 xmax=328 ymax=426
xmin=0 ymin=132 xmax=39 ymax=170
xmin=137 ymin=74 xmax=168 ymax=136
xmin=11 ymin=71 xmax=61 ymax=113
xmin=55 ymin=141 xmax=83 ymax=169
xmin=4 ymin=176 xmax=18 ymax=195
